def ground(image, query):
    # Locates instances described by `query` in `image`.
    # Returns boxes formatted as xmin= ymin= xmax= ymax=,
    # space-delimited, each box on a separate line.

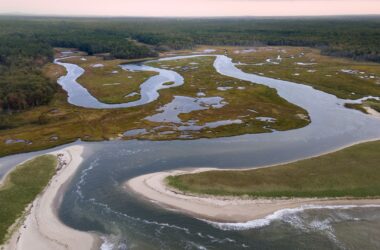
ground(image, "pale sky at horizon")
xmin=1 ymin=0 xmax=380 ymax=17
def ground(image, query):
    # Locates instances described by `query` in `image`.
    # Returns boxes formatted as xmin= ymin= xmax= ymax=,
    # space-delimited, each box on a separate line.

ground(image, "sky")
xmin=1 ymin=0 xmax=380 ymax=17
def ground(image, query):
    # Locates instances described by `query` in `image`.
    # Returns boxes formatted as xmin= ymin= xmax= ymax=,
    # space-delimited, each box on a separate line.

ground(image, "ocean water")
xmin=59 ymin=140 xmax=380 ymax=250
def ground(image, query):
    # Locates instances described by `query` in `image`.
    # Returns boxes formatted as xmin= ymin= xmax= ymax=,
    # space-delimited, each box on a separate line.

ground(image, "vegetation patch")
xmin=365 ymin=99 xmax=380 ymax=112
xmin=0 ymin=155 xmax=57 ymax=244
xmin=167 ymin=140 xmax=380 ymax=198
xmin=344 ymin=103 xmax=368 ymax=114
xmin=345 ymin=99 xmax=380 ymax=114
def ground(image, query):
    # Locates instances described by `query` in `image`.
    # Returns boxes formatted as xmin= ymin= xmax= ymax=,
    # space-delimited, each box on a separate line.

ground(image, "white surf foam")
xmin=100 ymin=236 xmax=115 ymax=250
xmin=203 ymin=204 xmax=380 ymax=231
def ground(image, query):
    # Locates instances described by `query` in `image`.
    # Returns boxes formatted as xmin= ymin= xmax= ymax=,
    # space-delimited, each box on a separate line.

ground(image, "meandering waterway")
xmin=54 ymin=59 xmax=184 ymax=109
xmin=2 ymin=54 xmax=380 ymax=249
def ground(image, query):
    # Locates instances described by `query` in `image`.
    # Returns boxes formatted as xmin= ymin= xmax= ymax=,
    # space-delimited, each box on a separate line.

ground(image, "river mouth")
xmin=56 ymin=53 xmax=380 ymax=248
xmin=2 ymin=53 xmax=380 ymax=249
xmin=59 ymin=138 xmax=380 ymax=250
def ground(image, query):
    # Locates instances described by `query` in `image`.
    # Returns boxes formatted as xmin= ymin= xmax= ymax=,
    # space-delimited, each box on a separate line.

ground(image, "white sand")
xmin=4 ymin=145 xmax=100 ymax=250
xmin=126 ymin=169 xmax=380 ymax=223
xmin=365 ymin=106 xmax=380 ymax=118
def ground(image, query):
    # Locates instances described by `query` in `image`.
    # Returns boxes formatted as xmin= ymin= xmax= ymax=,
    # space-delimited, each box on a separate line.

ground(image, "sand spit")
xmin=3 ymin=145 xmax=100 ymax=250
xmin=126 ymin=169 xmax=380 ymax=223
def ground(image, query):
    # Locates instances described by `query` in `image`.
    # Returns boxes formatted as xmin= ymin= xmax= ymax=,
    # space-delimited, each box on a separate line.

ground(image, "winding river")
xmin=1 ymin=54 xmax=380 ymax=249
xmin=54 ymin=59 xmax=184 ymax=109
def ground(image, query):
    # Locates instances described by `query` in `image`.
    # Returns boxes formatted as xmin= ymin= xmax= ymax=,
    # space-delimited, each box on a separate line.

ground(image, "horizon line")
xmin=1 ymin=13 xmax=380 ymax=19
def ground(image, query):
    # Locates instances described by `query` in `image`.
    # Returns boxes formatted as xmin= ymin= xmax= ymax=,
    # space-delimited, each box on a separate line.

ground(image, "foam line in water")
xmin=203 ymin=204 xmax=380 ymax=231
xmin=100 ymin=236 xmax=114 ymax=250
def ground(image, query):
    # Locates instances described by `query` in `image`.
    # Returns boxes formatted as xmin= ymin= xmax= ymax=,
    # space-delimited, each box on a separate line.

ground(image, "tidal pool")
xmin=145 ymin=96 xmax=225 ymax=123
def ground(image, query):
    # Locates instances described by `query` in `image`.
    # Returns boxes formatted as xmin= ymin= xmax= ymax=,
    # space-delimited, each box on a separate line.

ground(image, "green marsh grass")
xmin=0 ymin=155 xmax=57 ymax=244
xmin=167 ymin=140 xmax=380 ymax=198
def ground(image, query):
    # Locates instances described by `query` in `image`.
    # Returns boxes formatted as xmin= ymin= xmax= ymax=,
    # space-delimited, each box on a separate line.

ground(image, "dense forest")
xmin=0 ymin=34 xmax=56 ymax=111
xmin=0 ymin=16 xmax=380 ymax=111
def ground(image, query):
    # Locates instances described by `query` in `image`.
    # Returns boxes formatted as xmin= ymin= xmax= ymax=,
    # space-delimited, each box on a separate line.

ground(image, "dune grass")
xmin=167 ymin=140 xmax=380 ymax=198
xmin=0 ymin=155 xmax=57 ymax=244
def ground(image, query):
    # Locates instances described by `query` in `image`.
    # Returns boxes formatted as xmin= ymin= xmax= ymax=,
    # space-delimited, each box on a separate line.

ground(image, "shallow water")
xmin=2 ymin=54 xmax=380 ymax=249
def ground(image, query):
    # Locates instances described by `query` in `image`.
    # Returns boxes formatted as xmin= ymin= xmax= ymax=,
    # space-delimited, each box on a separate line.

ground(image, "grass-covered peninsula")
xmin=167 ymin=140 xmax=380 ymax=198
xmin=0 ymin=155 xmax=57 ymax=244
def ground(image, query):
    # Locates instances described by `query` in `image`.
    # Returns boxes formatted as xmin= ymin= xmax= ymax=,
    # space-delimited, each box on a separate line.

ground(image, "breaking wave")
xmin=203 ymin=204 xmax=380 ymax=231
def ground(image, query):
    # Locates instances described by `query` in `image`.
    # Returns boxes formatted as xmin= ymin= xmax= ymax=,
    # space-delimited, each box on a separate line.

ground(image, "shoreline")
xmin=365 ymin=106 xmax=380 ymax=118
xmin=3 ymin=145 xmax=101 ymax=250
xmin=126 ymin=167 xmax=380 ymax=223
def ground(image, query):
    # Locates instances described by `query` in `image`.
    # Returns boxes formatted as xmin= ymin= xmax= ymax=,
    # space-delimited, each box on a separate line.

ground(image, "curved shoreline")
xmin=126 ymin=153 xmax=380 ymax=223
xmin=3 ymin=145 xmax=100 ymax=250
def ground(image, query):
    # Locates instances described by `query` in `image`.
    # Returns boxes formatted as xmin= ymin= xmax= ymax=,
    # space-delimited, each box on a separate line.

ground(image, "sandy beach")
xmin=126 ymin=169 xmax=380 ymax=223
xmin=3 ymin=145 xmax=100 ymax=250
xmin=365 ymin=106 xmax=380 ymax=118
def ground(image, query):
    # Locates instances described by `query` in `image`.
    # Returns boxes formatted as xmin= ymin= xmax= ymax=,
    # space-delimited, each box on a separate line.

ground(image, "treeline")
xmin=2 ymin=16 xmax=379 ymax=62
xmin=123 ymin=17 xmax=380 ymax=62
xmin=0 ymin=16 xmax=379 ymax=111
xmin=45 ymin=31 xmax=157 ymax=59
xmin=0 ymin=34 xmax=56 ymax=111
